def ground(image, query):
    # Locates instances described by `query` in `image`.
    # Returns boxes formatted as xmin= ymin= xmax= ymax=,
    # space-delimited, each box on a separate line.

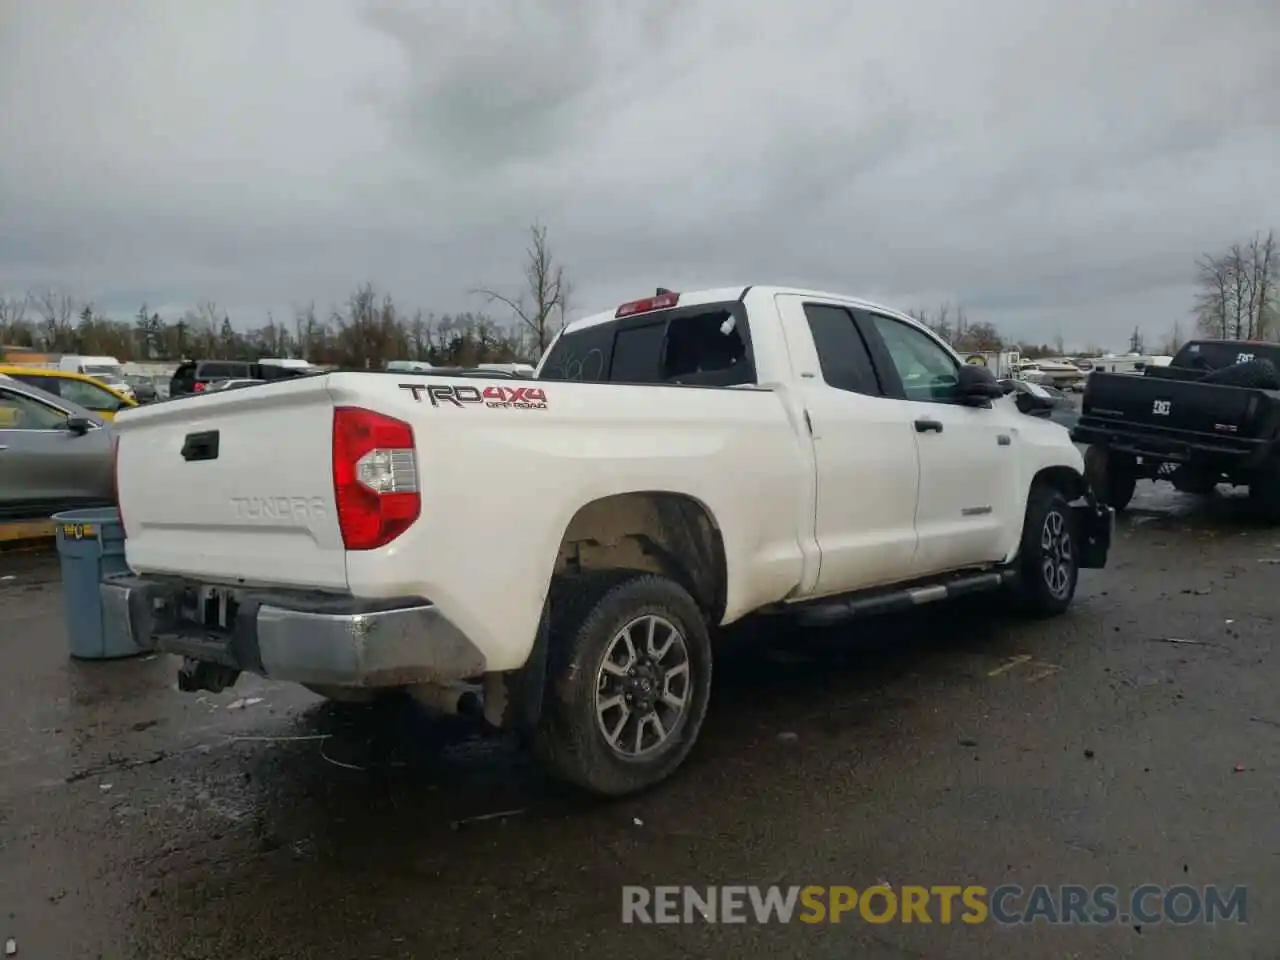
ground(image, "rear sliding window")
xmin=540 ymin=302 xmax=755 ymax=386
xmin=1173 ymin=342 xmax=1280 ymax=370
xmin=197 ymin=362 xmax=247 ymax=379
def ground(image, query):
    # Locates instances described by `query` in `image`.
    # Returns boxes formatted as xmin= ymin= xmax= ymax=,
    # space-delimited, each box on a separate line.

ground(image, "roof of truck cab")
xmin=563 ymin=286 xmax=916 ymax=335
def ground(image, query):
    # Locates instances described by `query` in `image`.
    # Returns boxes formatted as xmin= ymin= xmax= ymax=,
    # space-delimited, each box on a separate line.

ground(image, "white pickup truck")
xmin=105 ymin=286 xmax=1113 ymax=796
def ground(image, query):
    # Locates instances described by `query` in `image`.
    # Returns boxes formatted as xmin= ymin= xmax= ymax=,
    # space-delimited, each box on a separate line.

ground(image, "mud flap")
xmin=1072 ymin=501 xmax=1115 ymax=569
xmin=486 ymin=598 xmax=550 ymax=730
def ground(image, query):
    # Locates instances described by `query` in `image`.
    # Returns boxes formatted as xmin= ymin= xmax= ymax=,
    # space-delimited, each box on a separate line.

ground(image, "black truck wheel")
xmin=1170 ymin=466 xmax=1218 ymax=496
xmin=1247 ymin=461 xmax=1280 ymax=523
xmin=1084 ymin=445 xmax=1137 ymax=511
xmin=1008 ymin=484 xmax=1080 ymax=617
xmin=533 ymin=571 xmax=713 ymax=796
xmin=1200 ymin=358 xmax=1280 ymax=390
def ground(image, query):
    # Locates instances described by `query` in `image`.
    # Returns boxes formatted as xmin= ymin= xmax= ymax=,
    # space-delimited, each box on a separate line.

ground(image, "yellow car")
xmin=0 ymin=365 xmax=137 ymax=420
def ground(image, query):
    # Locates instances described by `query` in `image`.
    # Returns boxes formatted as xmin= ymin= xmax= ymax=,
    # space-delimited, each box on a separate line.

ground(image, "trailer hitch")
xmin=177 ymin=659 xmax=241 ymax=694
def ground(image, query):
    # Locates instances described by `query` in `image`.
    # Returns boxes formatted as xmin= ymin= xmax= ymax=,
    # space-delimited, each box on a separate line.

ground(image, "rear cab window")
xmin=198 ymin=362 xmax=248 ymax=380
xmin=1172 ymin=341 xmax=1280 ymax=371
xmin=540 ymin=300 xmax=756 ymax=387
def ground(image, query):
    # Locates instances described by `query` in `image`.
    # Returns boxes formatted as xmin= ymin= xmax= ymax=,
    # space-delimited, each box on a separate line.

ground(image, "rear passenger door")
xmin=774 ymin=295 xmax=920 ymax=597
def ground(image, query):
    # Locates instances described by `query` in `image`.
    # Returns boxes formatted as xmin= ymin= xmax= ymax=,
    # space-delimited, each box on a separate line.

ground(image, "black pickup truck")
xmin=1071 ymin=340 xmax=1280 ymax=516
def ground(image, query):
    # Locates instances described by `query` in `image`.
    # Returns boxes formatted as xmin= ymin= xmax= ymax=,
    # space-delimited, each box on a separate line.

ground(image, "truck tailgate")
xmin=114 ymin=378 xmax=348 ymax=590
xmin=1083 ymin=372 xmax=1261 ymax=437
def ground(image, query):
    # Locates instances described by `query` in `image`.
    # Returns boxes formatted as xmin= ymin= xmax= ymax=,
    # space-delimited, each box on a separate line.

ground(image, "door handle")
xmin=0 ymin=445 xmax=8 ymax=451
xmin=913 ymin=419 xmax=944 ymax=433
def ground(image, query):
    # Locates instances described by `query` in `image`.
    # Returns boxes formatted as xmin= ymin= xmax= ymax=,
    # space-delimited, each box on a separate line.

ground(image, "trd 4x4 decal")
xmin=399 ymin=383 xmax=549 ymax=409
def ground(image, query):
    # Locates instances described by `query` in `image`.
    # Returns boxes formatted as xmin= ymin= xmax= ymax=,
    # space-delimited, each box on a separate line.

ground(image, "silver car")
xmin=0 ymin=375 xmax=115 ymax=519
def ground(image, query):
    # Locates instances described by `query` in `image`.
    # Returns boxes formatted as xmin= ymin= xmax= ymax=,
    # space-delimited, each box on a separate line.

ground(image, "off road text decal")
xmin=399 ymin=383 xmax=549 ymax=409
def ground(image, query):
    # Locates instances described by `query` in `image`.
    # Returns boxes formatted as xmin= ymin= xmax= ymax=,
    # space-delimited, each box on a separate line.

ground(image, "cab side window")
xmin=0 ymin=388 xmax=69 ymax=430
xmin=803 ymin=304 xmax=882 ymax=395
xmin=58 ymin=378 xmax=122 ymax=413
xmin=865 ymin=313 xmax=961 ymax=403
xmin=11 ymin=375 xmax=61 ymax=399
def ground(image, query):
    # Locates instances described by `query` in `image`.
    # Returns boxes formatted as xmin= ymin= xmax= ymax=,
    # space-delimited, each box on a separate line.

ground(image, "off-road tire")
xmin=1247 ymin=459 xmax=1280 ymax=524
xmin=533 ymin=571 xmax=713 ymax=797
xmin=1170 ymin=467 xmax=1217 ymax=497
xmin=1007 ymin=485 xmax=1080 ymax=618
xmin=1084 ymin=444 xmax=1137 ymax=511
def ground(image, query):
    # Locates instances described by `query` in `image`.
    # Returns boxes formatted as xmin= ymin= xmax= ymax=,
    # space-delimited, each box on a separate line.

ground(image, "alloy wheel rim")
xmin=1040 ymin=509 xmax=1074 ymax=599
xmin=594 ymin=615 xmax=691 ymax=758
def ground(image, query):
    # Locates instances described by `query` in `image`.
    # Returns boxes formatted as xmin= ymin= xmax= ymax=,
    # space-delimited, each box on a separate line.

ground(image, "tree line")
xmin=0 ymin=225 xmax=571 ymax=369
xmin=2 ymin=224 xmax=1275 ymax=368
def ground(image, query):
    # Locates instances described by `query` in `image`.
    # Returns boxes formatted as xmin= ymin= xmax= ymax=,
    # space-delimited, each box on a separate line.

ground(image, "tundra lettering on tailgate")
xmin=399 ymin=383 xmax=548 ymax=410
xmin=231 ymin=496 xmax=326 ymax=522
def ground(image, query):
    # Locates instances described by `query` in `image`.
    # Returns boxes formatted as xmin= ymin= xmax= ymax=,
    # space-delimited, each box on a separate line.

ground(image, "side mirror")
xmin=64 ymin=416 xmax=92 ymax=436
xmin=956 ymin=364 xmax=1004 ymax=406
xmin=1013 ymin=390 xmax=1054 ymax=416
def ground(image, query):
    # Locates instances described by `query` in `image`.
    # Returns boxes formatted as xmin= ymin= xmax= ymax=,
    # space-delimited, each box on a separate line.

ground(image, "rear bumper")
xmin=1072 ymin=501 xmax=1114 ymax=569
xmin=1071 ymin=421 xmax=1271 ymax=469
xmin=99 ymin=576 xmax=487 ymax=687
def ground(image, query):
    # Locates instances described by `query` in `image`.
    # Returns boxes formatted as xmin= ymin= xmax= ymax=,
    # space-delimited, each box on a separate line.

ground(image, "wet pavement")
xmin=2 ymin=482 xmax=1279 ymax=959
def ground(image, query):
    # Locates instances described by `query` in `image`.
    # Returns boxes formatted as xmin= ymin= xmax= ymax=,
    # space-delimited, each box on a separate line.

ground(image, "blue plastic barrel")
xmin=51 ymin=507 xmax=143 ymax=660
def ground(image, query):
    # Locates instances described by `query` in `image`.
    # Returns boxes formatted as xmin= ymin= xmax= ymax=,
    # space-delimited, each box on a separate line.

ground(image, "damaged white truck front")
xmin=105 ymin=286 xmax=1113 ymax=796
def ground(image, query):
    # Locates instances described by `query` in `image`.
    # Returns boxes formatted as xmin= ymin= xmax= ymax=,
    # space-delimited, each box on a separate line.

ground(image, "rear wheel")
xmin=1007 ymin=485 xmax=1080 ymax=618
xmin=1084 ymin=445 xmax=1137 ymax=511
xmin=1170 ymin=466 xmax=1217 ymax=497
xmin=533 ymin=571 xmax=713 ymax=796
xmin=1247 ymin=459 xmax=1280 ymax=523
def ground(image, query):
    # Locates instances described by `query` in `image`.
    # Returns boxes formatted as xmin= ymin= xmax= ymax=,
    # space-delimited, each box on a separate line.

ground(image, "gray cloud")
xmin=1 ymin=0 xmax=1278 ymax=349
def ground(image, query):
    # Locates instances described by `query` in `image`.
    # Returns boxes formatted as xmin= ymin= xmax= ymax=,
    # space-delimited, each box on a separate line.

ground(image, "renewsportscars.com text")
xmin=621 ymin=884 xmax=1247 ymax=926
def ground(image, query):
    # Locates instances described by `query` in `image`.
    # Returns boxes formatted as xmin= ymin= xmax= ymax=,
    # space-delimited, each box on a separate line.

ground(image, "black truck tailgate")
xmin=1074 ymin=372 xmax=1280 ymax=464
xmin=1081 ymin=372 xmax=1262 ymax=437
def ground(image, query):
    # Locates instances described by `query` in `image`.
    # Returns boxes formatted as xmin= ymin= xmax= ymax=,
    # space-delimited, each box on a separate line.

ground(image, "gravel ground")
xmin=1 ymin=480 xmax=1277 ymax=959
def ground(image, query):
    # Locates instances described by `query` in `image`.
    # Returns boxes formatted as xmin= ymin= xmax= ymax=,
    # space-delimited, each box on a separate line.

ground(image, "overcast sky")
xmin=2 ymin=0 xmax=1278 ymax=350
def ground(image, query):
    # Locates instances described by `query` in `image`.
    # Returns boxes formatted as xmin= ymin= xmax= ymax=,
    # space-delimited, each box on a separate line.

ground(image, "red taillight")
xmin=615 ymin=291 xmax=679 ymax=318
xmin=332 ymin=407 xmax=420 ymax=550
xmin=193 ymin=381 xmax=206 ymax=392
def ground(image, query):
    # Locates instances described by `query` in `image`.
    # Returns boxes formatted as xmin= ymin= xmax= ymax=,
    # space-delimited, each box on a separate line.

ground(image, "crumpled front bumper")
xmin=1071 ymin=500 xmax=1115 ymax=569
xmin=99 ymin=575 xmax=488 ymax=687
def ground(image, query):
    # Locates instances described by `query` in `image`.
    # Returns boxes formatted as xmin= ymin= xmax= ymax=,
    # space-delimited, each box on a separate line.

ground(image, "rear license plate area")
xmin=178 ymin=585 xmax=240 ymax=631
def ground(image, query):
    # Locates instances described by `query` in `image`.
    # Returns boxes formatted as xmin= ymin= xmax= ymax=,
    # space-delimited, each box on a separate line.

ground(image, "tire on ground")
xmin=1170 ymin=467 xmax=1217 ymax=496
xmin=1084 ymin=445 xmax=1137 ymax=511
xmin=1200 ymin=358 xmax=1280 ymax=390
xmin=533 ymin=570 xmax=713 ymax=797
xmin=1007 ymin=484 xmax=1080 ymax=618
xmin=1247 ymin=459 xmax=1280 ymax=524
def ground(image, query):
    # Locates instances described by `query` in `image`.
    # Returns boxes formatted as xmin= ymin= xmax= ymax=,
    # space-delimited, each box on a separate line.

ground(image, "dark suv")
xmin=169 ymin=360 xmax=315 ymax=397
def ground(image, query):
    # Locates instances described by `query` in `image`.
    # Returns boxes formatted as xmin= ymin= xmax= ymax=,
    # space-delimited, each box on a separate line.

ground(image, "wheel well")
xmin=1034 ymin=465 xmax=1086 ymax=502
xmin=552 ymin=492 xmax=727 ymax=621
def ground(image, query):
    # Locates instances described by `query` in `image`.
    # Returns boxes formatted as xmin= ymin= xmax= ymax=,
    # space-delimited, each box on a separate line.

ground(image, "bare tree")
xmin=1159 ymin=320 xmax=1184 ymax=356
xmin=474 ymin=222 xmax=568 ymax=356
xmin=31 ymin=288 xmax=78 ymax=350
xmin=1244 ymin=230 xmax=1277 ymax=339
xmin=0 ymin=294 xmax=30 ymax=344
xmin=953 ymin=321 xmax=1003 ymax=352
xmin=1194 ymin=230 xmax=1279 ymax=340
